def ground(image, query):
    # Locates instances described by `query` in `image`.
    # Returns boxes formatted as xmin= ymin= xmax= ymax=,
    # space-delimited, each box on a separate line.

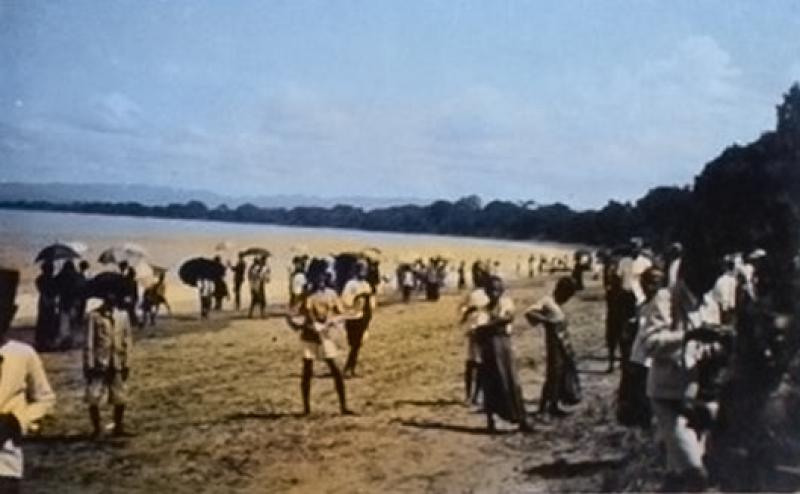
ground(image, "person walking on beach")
xmin=84 ymin=289 xmax=132 ymax=438
xmin=0 ymin=268 xmax=57 ymax=493
xmin=471 ymin=276 xmax=532 ymax=432
xmin=229 ymin=254 xmax=246 ymax=311
xmin=525 ymin=276 xmax=581 ymax=417
xmin=342 ymin=261 xmax=374 ymax=378
xmin=457 ymin=261 xmax=466 ymax=290
xmin=285 ymin=260 xmax=354 ymax=416
xmin=248 ymin=256 xmax=269 ymax=319
xmin=34 ymin=261 xmax=59 ymax=352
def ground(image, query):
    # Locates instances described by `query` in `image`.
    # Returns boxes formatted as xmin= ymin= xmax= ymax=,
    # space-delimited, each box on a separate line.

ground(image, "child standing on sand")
xmin=84 ymin=290 xmax=132 ymax=438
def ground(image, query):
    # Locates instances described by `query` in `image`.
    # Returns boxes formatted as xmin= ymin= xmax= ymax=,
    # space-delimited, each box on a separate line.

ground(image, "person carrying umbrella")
xmin=83 ymin=273 xmax=134 ymax=438
xmin=0 ymin=268 xmax=57 ymax=492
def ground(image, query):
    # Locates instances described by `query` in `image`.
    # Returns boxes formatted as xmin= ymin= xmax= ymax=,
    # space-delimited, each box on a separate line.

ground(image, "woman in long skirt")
xmin=473 ymin=276 xmax=532 ymax=432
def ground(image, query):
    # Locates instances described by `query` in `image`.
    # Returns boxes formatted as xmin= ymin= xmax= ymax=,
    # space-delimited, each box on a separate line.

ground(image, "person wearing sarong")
xmin=342 ymin=261 xmax=374 ymax=378
xmin=525 ymin=276 xmax=581 ymax=417
xmin=472 ymin=276 xmax=532 ymax=432
xmin=55 ymin=260 xmax=82 ymax=350
xmin=0 ymin=268 xmax=57 ymax=493
xmin=34 ymin=261 xmax=59 ymax=352
xmin=285 ymin=264 xmax=354 ymax=416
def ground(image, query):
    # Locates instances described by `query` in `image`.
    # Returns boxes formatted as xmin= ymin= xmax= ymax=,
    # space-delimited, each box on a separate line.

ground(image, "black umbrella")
xmin=179 ymin=258 xmax=225 ymax=287
xmin=35 ymin=243 xmax=81 ymax=263
xmin=84 ymin=272 xmax=129 ymax=300
xmin=240 ymin=247 xmax=271 ymax=258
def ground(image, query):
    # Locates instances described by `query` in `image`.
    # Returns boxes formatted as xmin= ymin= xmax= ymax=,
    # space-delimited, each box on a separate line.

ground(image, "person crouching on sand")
xmin=285 ymin=262 xmax=355 ymax=416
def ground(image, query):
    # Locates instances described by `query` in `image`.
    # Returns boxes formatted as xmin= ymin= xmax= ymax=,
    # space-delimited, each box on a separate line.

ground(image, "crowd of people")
xmin=3 ymin=236 xmax=792 ymax=492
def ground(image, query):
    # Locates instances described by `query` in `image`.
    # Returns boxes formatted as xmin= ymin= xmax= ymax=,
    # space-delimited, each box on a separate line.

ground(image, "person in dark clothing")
xmin=457 ymin=261 xmax=466 ymax=290
xmin=212 ymin=257 xmax=229 ymax=311
xmin=118 ymin=262 xmax=141 ymax=329
xmin=604 ymin=256 xmax=623 ymax=372
xmin=34 ymin=261 xmax=59 ymax=352
xmin=229 ymin=254 xmax=246 ymax=311
xmin=54 ymin=260 xmax=82 ymax=350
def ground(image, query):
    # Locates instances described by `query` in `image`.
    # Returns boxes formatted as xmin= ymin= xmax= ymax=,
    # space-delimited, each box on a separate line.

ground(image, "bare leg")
xmin=301 ymin=359 xmax=313 ymax=415
xmin=89 ymin=405 xmax=101 ymax=438
xmin=325 ymin=359 xmax=353 ymax=415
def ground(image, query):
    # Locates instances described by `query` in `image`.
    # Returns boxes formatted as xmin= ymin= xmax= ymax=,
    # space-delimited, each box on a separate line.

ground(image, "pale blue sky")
xmin=1 ymin=1 xmax=799 ymax=208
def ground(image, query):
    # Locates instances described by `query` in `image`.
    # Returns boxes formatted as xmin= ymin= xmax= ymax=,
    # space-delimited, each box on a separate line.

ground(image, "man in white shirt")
xmin=0 ymin=268 xmax=56 ymax=492
xmin=712 ymin=259 xmax=737 ymax=325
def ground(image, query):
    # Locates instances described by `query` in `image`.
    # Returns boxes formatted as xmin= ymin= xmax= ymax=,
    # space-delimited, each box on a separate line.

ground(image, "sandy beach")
xmin=15 ymin=272 xmax=653 ymax=494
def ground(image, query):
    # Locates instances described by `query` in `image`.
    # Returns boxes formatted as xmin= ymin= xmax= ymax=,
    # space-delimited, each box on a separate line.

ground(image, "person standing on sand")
xmin=341 ymin=261 xmax=374 ymax=378
xmin=55 ymin=260 xmax=81 ymax=350
xmin=34 ymin=261 xmax=59 ymax=352
xmin=285 ymin=260 xmax=355 ymax=416
xmin=457 ymin=261 xmax=466 ymax=290
xmin=141 ymin=271 xmax=170 ymax=327
xmin=229 ymin=254 xmax=246 ymax=311
xmin=198 ymin=278 xmax=214 ymax=319
xmin=471 ymin=276 xmax=532 ymax=433
xmin=84 ymin=290 xmax=132 ymax=438
xmin=212 ymin=256 xmax=229 ymax=311
xmin=458 ymin=286 xmax=490 ymax=405
xmin=0 ymin=268 xmax=57 ymax=493
xmin=525 ymin=276 xmax=581 ymax=417
xmin=248 ymin=256 xmax=269 ymax=319
xmin=289 ymin=256 xmax=307 ymax=312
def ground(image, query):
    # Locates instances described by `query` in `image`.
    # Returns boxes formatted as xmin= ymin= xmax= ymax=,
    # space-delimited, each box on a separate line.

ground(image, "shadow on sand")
xmin=396 ymin=419 xmax=514 ymax=436
xmin=393 ymin=399 xmax=464 ymax=408
xmin=524 ymin=456 xmax=625 ymax=479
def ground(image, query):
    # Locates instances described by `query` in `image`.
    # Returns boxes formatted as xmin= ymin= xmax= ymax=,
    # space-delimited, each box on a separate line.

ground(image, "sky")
xmin=1 ymin=1 xmax=799 ymax=209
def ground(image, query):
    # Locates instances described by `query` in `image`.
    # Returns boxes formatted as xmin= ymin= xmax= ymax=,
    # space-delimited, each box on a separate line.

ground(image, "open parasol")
xmin=240 ymin=247 xmax=271 ymax=258
xmin=178 ymin=257 xmax=225 ymax=287
xmin=35 ymin=243 xmax=81 ymax=263
xmin=83 ymin=272 xmax=130 ymax=300
xmin=98 ymin=243 xmax=148 ymax=265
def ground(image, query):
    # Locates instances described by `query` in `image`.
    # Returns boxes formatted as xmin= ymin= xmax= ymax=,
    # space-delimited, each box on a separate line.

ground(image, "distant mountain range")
xmin=0 ymin=182 xmax=431 ymax=210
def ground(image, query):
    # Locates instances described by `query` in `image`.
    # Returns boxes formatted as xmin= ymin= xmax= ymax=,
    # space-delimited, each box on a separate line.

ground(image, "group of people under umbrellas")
xmin=33 ymin=242 xmax=161 ymax=352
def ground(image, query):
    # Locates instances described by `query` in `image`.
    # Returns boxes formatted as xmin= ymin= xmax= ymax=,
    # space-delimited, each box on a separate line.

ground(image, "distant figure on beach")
xmin=424 ymin=261 xmax=441 ymax=301
xmin=397 ymin=264 xmax=415 ymax=303
xmin=55 ymin=260 xmax=82 ymax=349
xmin=84 ymin=289 xmax=132 ymax=438
xmin=457 ymin=261 xmax=466 ymax=290
xmin=118 ymin=262 xmax=141 ymax=329
xmin=247 ymin=256 xmax=270 ymax=319
xmin=342 ymin=261 xmax=374 ymax=378
xmin=212 ymin=256 xmax=229 ymax=311
xmin=34 ymin=261 xmax=59 ymax=352
xmin=0 ymin=268 xmax=57 ymax=492
xmin=528 ymin=254 xmax=536 ymax=278
xmin=471 ymin=276 xmax=532 ymax=433
xmin=285 ymin=260 xmax=354 ymax=416
xmin=525 ymin=276 xmax=581 ymax=417
xmin=198 ymin=278 xmax=214 ymax=319
xmin=141 ymin=271 xmax=170 ymax=326
xmin=289 ymin=256 xmax=307 ymax=312
xmin=229 ymin=254 xmax=246 ymax=311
